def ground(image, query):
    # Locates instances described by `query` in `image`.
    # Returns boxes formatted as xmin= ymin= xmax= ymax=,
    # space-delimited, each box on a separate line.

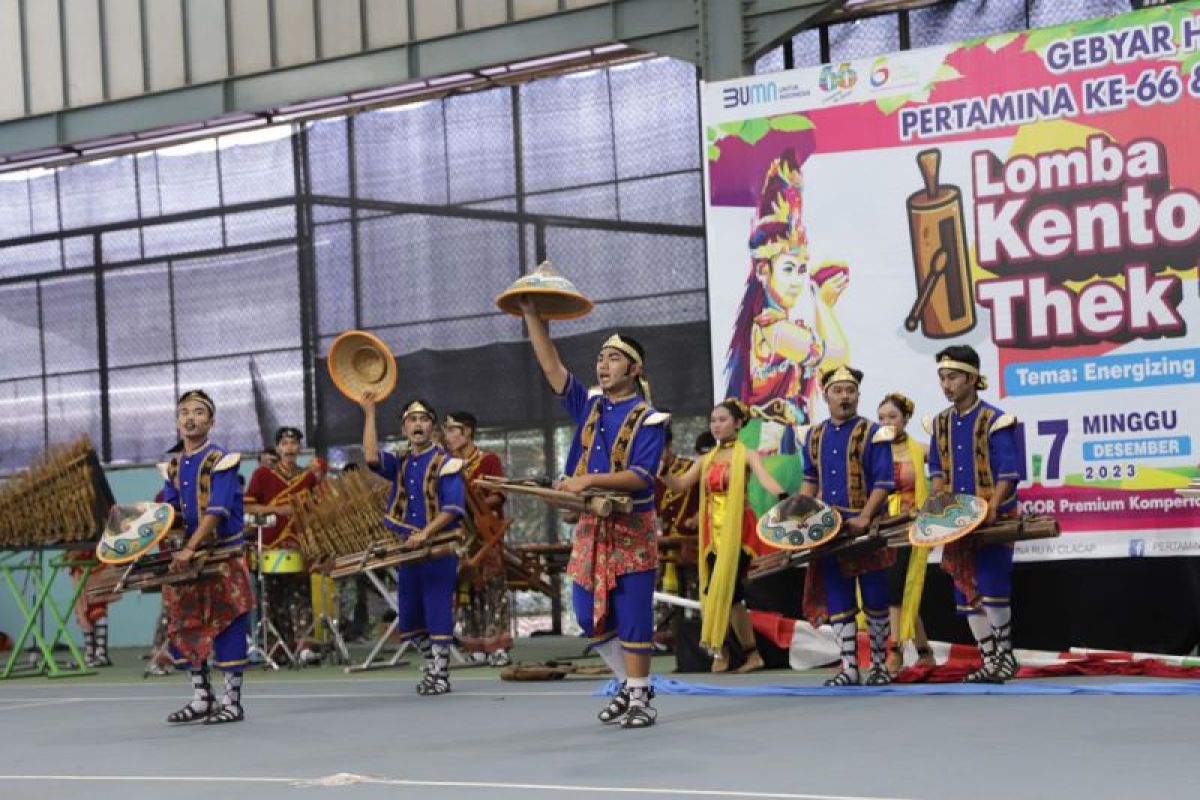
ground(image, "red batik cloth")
xmin=568 ymin=509 xmax=658 ymax=635
xmin=164 ymin=560 xmax=255 ymax=666
xmin=940 ymin=511 xmax=1019 ymax=606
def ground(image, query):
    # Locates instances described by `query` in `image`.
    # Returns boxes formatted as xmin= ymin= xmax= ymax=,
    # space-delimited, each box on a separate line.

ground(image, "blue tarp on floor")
xmin=595 ymin=675 xmax=1200 ymax=697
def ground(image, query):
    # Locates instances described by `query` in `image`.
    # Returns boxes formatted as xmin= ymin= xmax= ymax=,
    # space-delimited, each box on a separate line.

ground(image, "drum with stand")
xmin=245 ymin=512 xmax=297 ymax=669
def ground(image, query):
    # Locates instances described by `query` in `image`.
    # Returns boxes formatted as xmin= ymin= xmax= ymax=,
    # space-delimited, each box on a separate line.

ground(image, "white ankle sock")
xmin=594 ymin=639 xmax=628 ymax=681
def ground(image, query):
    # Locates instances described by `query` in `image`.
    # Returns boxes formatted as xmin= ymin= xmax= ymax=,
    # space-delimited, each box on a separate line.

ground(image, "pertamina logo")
xmin=870 ymin=57 xmax=890 ymax=87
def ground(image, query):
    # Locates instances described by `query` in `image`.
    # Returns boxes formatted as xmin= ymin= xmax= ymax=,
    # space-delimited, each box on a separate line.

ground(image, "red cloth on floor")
xmin=896 ymin=652 xmax=1200 ymax=683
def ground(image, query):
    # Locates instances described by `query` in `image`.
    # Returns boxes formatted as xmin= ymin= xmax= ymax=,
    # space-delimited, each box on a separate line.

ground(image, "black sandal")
xmin=166 ymin=697 xmax=215 ymax=724
xmin=203 ymin=703 xmax=244 ymax=724
xmin=416 ymin=674 xmax=452 ymax=696
xmin=864 ymin=667 xmax=892 ymax=686
xmin=598 ymin=685 xmax=630 ymax=723
xmin=620 ymin=704 xmax=657 ymax=729
xmin=823 ymin=669 xmax=861 ymax=687
xmin=964 ymin=660 xmax=1005 ymax=684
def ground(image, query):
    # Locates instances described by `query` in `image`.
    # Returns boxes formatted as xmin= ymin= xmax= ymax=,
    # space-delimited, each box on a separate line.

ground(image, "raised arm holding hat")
xmin=518 ymin=296 xmax=667 ymax=729
xmin=929 ymin=344 xmax=1023 ymax=684
xmin=361 ymin=393 xmax=466 ymax=696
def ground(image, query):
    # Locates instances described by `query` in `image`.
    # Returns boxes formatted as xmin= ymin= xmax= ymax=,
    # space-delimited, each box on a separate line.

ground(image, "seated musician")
xmin=360 ymin=394 xmax=466 ymax=696
xmin=245 ymin=426 xmax=323 ymax=664
xmin=443 ymin=411 xmax=513 ymax=667
xmin=162 ymin=389 xmax=254 ymax=724
xmin=929 ymin=345 xmax=1023 ymax=683
xmin=798 ymin=366 xmax=895 ymax=687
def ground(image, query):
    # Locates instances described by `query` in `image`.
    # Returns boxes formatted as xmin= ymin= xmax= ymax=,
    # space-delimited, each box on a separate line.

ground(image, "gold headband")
xmin=402 ymin=400 xmax=434 ymax=419
xmin=601 ymin=334 xmax=643 ymax=366
xmin=937 ymin=358 xmax=989 ymax=390
xmin=177 ymin=391 xmax=214 ymax=414
xmin=821 ymin=365 xmax=859 ymax=388
xmin=442 ymin=414 xmax=467 ymax=430
xmin=601 ymin=334 xmax=653 ymax=403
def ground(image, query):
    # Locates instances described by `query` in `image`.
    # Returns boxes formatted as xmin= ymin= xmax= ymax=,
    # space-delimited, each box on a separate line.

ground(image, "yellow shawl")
xmin=698 ymin=440 xmax=747 ymax=654
xmin=889 ymin=436 xmax=929 ymax=641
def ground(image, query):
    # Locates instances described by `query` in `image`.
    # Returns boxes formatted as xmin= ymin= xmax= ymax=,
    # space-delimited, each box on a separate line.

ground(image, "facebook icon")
xmin=1128 ymin=539 xmax=1146 ymax=558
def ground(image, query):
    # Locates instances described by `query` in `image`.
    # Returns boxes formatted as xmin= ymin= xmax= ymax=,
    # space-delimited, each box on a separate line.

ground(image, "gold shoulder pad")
xmin=440 ymin=457 xmax=464 ymax=476
xmin=990 ymin=413 xmax=1018 ymax=434
xmin=796 ymin=424 xmax=811 ymax=446
xmin=214 ymin=452 xmax=241 ymax=472
xmin=921 ymin=414 xmax=934 ymax=435
xmin=644 ymin=411 xmax=671 ymax=426
xmin=872 ymin=425 xmax=896 ymax=444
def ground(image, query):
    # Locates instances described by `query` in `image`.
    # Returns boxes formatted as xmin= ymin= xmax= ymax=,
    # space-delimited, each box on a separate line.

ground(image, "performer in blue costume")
xmin=360 ymin=393 xmax=465 ymax=696
xmin=928 ymin=344 xmax=1023 ymax=683
xmin=798 ymin=365 xmax=896 ymax=687
xmin=518 ymin=297 xmax=667 ymax=729
xmin=162 ymin=389 xmax=253 ymax=725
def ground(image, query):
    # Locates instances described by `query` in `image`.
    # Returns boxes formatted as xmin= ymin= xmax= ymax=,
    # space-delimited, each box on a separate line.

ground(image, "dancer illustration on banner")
xmin=724 ymin=148 xmax=851 ymax=455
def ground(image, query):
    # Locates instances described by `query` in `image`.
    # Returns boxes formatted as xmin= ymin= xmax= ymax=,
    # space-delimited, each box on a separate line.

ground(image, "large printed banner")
xmin=702 ymin=3 xmax=1200 ymax=561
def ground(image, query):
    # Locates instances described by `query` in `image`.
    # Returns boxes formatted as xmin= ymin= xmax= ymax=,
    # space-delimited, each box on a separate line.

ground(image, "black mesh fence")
xmin=0 ymin=57 xmax=711 ymax=476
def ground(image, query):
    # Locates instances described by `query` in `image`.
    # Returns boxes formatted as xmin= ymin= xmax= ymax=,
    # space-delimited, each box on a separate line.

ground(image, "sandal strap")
xmin=167 ymin=699 xmax=214 ymax=724
xmin=620 ymin=704 xmax=657 ymax=729
xmin=964 ymin=660 xmax=1005 ymax=684
xmin=416 ymin=674 xmax=452 ymax=696
xmin=598 ymin=687 xmax=630 ymax=723
xmin=824 ymin=669 xmax=861 ymax=687
xmin=865 ymin=667 xmax=892 ymax=686
xmin=203 ymin=703 xmax=244 ymax=724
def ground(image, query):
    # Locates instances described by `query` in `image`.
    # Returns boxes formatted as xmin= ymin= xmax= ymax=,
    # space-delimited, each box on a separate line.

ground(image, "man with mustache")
xmin=928 ymin=344 xmax=1023 ymax=683
xmin=798 ymin=365 xmax=896 ymax=686
xmin=361 ymin=394 xmax=465 ymax=695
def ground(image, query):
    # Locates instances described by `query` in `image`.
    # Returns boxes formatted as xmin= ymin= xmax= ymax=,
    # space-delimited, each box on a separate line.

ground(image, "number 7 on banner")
xmin=1036 ymin=419 xmax=1068 ymax=482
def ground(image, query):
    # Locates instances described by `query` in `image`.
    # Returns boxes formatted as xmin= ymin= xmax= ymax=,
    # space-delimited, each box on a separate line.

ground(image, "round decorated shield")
xmin=908 ymin=493 xmax=988 ymax=548
xmin=96 ymin=503 xmax=176 ymax=564
xmin=756 ymin=494 xmax=843 ymax=551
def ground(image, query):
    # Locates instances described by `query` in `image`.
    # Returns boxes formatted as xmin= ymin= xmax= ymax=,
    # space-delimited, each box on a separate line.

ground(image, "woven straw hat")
xmin=496 ymin=261 xmax=593 ymax=320
xmin=327 ymin=330 xmax=398 ymax=402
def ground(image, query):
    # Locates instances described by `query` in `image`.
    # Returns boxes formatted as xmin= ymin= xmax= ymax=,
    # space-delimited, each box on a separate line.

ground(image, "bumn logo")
xmin=722 ymin=81 xmax=779 ymax=109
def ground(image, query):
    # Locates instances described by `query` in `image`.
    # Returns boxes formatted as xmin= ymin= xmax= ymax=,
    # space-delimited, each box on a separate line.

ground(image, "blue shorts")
xmin=817 ymin=556 xmax=889 ymax=624
xmin=572 ymin=569 xmax=656 ymax=655
xmin=954 ymin=543 xmax=1014 ymax=614
xmin=397 ymin=555 xmax=458 ymax=643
